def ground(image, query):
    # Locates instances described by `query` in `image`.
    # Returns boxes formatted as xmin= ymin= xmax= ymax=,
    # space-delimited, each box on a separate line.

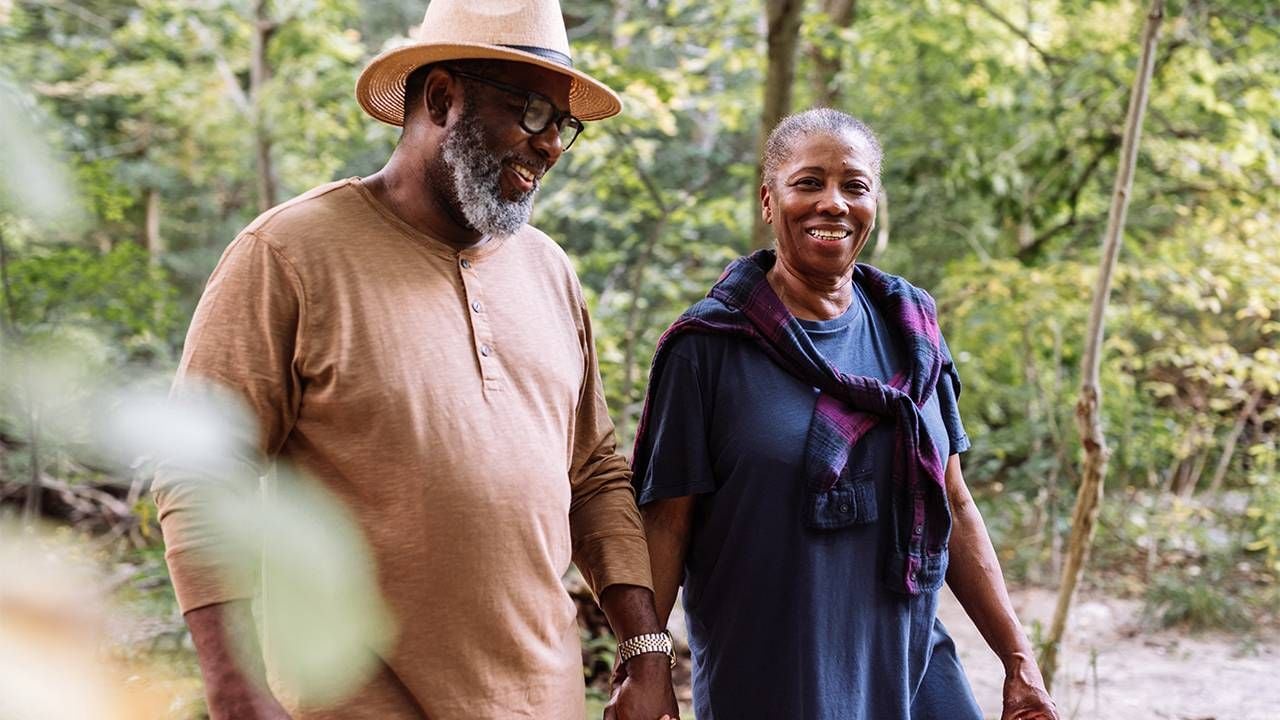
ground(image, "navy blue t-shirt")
xmin=634 ymin=283 xmax=983 ymax=720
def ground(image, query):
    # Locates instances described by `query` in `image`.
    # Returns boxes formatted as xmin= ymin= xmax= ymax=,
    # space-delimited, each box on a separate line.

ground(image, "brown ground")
xmin=939 ymin=586 xmax=1277 ymax=720
xmin=668 ymin=586 xmax=1280 ymax=720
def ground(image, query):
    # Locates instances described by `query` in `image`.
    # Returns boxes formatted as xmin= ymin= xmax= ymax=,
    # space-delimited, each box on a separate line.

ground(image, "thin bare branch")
xmin=969 ymin=0 xmax=1064 ymax=68
xmin=1040 ymin=0 xmax=1166 ymax=689
xmin=28 ymin=0 xmax=112 ymax=31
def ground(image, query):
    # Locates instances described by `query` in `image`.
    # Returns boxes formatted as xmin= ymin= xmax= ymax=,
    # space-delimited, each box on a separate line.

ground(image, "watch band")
xmin=616 ymin=630 xmax=676 ymax=668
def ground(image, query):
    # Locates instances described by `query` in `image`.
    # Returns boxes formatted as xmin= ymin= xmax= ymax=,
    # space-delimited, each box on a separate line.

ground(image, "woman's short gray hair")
xmin=761 ymin=108 xmax=883 ymax=188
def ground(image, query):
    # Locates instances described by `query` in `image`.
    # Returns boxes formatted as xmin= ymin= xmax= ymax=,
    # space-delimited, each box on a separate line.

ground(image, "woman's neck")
xmin=766 ymin=256 xmax=855 ymax=321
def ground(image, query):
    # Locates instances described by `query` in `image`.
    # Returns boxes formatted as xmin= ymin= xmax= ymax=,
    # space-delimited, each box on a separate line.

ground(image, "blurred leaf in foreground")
xmin=203 ymin=466 xmax=397 ymax=708
xmin=0 ymin=523 xmax=174 ymax=719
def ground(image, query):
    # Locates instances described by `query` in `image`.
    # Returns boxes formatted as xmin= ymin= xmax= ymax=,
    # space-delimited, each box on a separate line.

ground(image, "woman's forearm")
xmin=641 ymin=496 xmax=696 ymax=626
xmin=943 ymin=455 xmax=1037 ymax=670
xmin=945 ymin=455 xmax=1058 ymax=718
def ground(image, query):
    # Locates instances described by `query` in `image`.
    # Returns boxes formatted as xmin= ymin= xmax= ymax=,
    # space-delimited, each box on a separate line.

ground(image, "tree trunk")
xmin=1207 ymin=388 xmax=1264 ymax=497
xmin=619 ymin=217 xmax=666 ymax=447
xmin=251 ymin=0 xmax=278 ymax=213
xmin=752 ymin=0 xmax=805 ymax=251
xmin=611 ymin=0 xmax=631 ymax=49
xmin=1179 ymin=442 xmax=1211 ymax=499
xmin=145 ymin=187 xmax=165 ymax=265
xmin=23 ymin=412 xmax=41 ymax=523
xmin=808 ymin=0 xmax=856 ymax=106
xmin=1045 ymin=320 xmax=1066 ymax=578
xmin=870 ymin=189 xmax=890 ymax=262
xmin=1039 ymin=0 xmax=1164 ymax=690
xmin=0 ymin=226 xmax=17 ymax=335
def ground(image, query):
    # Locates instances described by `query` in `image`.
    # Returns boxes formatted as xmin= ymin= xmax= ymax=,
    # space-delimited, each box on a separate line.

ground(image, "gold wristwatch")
xmin=616 ymin=630 xmax=676 ymax=668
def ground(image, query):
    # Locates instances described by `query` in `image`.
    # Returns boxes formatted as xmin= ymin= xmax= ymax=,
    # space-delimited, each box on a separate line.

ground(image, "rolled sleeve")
xmin=567 ymin=305 xmax=652 ymax=598
xmin=152 ymin=232 xmax=305 ymax=613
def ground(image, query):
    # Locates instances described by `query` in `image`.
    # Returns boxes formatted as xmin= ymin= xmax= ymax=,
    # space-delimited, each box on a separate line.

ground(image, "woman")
xmin=632 ymin=109 xmax=1057 ymax=720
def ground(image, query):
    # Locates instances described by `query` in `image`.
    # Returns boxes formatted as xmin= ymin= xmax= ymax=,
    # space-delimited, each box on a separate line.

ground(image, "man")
xmin=152 ymin=1 xmax=679 ymax=718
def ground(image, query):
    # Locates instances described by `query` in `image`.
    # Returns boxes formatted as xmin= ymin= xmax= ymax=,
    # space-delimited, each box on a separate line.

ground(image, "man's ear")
xmin=760 ymin=184 xmax=773 ymax=225
xmin=423 ymin=68 xmax=457 ymax=127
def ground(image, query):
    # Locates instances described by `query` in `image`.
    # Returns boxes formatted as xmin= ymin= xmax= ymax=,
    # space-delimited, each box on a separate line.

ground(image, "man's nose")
xmin=529 ymin=123 xmax=564 ymax=166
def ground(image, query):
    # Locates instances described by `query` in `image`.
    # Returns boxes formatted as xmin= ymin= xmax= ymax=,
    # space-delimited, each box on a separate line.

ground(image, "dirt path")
xmin=669 ymin=586 xmax=1279 ymax=719
xmin=936 ymin=586 xmax=1280 ymax=720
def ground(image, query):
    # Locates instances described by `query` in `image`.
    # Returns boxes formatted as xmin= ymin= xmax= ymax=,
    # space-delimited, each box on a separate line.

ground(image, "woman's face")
xmin=762 ymin=130 xmax=878 ymax=281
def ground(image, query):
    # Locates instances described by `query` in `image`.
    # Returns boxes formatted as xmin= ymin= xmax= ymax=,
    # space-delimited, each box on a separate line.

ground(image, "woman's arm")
xmin=944 ymin=454 xmax=1058 ymax=720
xmin=641 ymin=496 xmax=696 ymax=627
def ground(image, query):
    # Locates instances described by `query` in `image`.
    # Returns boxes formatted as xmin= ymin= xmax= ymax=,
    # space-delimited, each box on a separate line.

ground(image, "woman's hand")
xmin=1000 ymin=653 xmax=1058 ymax=720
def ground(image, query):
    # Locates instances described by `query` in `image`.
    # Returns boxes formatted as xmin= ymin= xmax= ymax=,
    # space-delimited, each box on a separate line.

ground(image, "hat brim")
xmin=356 ymin=42 xmax=622 ymax=125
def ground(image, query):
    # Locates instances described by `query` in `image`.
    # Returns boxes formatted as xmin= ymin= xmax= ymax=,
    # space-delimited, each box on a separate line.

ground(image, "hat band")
xmin=499 ymin=44 xmax=573 ymax=69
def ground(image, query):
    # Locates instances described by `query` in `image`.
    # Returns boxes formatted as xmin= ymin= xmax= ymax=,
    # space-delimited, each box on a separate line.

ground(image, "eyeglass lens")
xmin=522 ymin=98 xmax=580 ymax=148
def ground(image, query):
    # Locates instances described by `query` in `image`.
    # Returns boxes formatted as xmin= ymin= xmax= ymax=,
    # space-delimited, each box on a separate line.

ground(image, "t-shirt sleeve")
xmin=152 ymin=231 xmax=305 ymax=613
xmin=937 ymin=332 xmax=971 ymax=455
xmin=632 ymin=335 xmax=718 ymax=505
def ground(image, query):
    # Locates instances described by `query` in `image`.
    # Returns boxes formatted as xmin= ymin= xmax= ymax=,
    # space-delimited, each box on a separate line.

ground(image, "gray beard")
xmin=440 ymin=109 xmax=537 ymax=238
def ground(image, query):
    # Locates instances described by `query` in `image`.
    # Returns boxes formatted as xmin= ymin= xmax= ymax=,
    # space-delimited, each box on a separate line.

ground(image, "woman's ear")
xmin=760 ymin=184 xmax=773 ymax=225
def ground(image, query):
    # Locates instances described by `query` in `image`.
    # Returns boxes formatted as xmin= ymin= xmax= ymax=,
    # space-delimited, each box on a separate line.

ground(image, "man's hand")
xmin=596 ymin=585 xmax=680 ymax=719
xmin=604 ymin=652 xmax=679 ymax=720
xmin=186 ymin=601 xmax=292 ymax=720
xmin=1000 ymin=654 xmax=1058 ymax=720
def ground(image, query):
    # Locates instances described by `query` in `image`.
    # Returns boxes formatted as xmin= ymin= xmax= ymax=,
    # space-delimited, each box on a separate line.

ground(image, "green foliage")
xmin=1 ymin=0 xmax=1278 ymax=709
xmin=3 ymin=242 xmax=180 ymax=354
xmin=1244 ymin=440 xmax=1280 ymax=571
xmin=1074 ymin=493 xmax=1279 ymax=631
xmin=1145 ymin=562 xmax=1253 ymax=632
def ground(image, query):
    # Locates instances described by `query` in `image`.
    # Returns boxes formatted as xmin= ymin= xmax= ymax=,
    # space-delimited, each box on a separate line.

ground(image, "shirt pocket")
xmin=803 ymin=467 xmax=877 ymax=530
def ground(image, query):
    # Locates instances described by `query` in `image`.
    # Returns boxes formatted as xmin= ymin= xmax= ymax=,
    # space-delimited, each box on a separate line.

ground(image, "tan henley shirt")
xmin=153 ymin=178 xmax=652 ymax=719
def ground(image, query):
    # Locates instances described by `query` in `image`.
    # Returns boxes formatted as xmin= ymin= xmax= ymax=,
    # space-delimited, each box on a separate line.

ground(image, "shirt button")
xmin=471 ymin=300 xmax=483 ymax=313
xmin=460 ymin=258 xmax=471 ymax=269
xmin=838 ymin=503 xmax=850 ymax=513
xmin=913 ymin=524 xmax=923 ymax=535
xmin=480 ymin=344 xmax=492 ymax=357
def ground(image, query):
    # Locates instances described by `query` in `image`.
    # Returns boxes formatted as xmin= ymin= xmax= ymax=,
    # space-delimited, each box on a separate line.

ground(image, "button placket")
xmin=458 ymin=255 xmax=501 ymax=390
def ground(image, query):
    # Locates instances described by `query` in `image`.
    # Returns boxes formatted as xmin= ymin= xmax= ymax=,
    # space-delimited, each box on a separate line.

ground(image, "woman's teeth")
xmin=807 ymin=228 xmax=850 ymax=240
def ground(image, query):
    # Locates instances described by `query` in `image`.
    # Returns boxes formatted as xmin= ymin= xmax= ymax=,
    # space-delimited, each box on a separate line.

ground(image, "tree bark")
xmin=611 ymin=0 xmax=631 ymax=49
xmin=1038 ymin=0 xmax=1164 ymax=691
xmin=22 ymin=409 xmax=41 ymax=522
xmin=752 ymin=0 xmax=806 ymax=251
xmin=145 ymin=187 xmax=164 ymax=266
xmin=1207 ymin=388 xmax=1264 ymax=497
xmin=870 ymin=188 xmax=889 ymax=262
xmin=808 ymin=0 xmax=856 ymax=106
xmin=1180 ymin=442 xmax=1211 ymax=499
xmin=0 ymin=226 xmax=17 ymax=335
xmin=251 ymin=0 xmax=278 ymax=213
xmin=619 ymin=217 xmax=666 ymax=446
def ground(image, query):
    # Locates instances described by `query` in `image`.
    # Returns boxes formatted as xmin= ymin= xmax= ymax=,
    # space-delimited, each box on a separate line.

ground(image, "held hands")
xmin=1000 ymin=653 xmax=1058 ymax=720
xmin=603 ymin=652 xmax=680 ymax=720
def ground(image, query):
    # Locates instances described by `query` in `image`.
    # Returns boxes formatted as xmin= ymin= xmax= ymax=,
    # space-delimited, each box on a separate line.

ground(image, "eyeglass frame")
xmin=445 ymin=67 xmax=585 ymax=151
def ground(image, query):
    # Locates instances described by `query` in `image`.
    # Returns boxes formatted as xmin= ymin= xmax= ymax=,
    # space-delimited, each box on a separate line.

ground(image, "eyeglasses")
xmin=447 ymin=68 xmax=584 ymax=150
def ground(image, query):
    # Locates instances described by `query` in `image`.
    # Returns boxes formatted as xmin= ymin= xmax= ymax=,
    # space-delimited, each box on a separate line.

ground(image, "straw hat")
xmin=356 ymin=0 xmax=622 ymax=126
